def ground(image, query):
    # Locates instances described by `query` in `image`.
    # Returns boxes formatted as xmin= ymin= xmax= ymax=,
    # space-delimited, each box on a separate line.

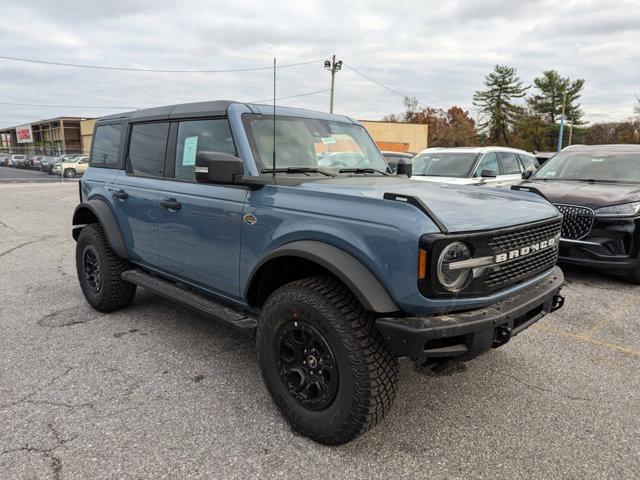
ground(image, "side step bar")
xmin=121 ymin=269 xmax=257 ymax=332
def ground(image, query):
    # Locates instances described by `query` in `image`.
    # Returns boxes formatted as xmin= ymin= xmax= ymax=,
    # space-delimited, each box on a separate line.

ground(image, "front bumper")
xmin=376 ymin=267 xmax=564 ymax=363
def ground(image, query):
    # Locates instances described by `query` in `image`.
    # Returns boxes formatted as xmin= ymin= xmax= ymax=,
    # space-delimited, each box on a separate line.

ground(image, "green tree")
xmin=585 ymin=122 xmax=637 ymax=144
xmin=473 ymin=65 xmax=530 ymax=145
xmin=510 ymin=109 xmax=549 ymax=151
xmin=529 ymin=70 xmax=585 ymax=125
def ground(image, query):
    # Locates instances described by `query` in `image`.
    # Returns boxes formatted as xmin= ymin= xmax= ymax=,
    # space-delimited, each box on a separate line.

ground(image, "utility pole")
xmin=324 ymin=55 xmax=342 ymax=114
xmin=557 ymin=90 xmax=567 ymax=152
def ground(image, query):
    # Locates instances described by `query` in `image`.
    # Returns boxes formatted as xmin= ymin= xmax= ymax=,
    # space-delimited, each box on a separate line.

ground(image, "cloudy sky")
xmin=0 ymin=0 xmax=638 ymax=128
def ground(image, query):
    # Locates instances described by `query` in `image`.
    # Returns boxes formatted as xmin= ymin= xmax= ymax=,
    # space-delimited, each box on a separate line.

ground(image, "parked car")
xmin=382 ymin=151 xmax=414 ymax=174
xmin=40 ymin=157 xmax=59 ymax=173
xmin=31 ymin=156 xmax=52 ymax=170
xmin=0 ymin=154 xmax=9 ymax=166
xmin=44 ymin=154 xmax=80 ymax=174
xmin=52 ymin=156 xmax=89 ymax=177
xmin=72 ymin=101 xmax=565 ymax=445
xmin=409 ymin=147 xmax=540 ymax=187
xmin=8 ymin=154 xmax=28 ymax=167
xmin=533 ymin=151 xmax=556 ymax=165
xmin=513 ymin=144 xmax=640 ymax=283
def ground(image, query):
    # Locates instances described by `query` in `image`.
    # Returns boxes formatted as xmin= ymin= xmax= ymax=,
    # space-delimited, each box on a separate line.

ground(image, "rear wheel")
xmin=257 ymin=276 xmax=398 ymax=445
xmin=76 ymin=224 xmax=136 ymax=312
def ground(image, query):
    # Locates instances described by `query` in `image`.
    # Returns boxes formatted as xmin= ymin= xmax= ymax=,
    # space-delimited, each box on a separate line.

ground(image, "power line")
xmin=343 ymin=62 xmax=428 ymax=107
xmin=0 ymin=101 xmax=140 ymax=109
xmin=0 ymin=55 xmax=323 ymax=73
xmin=250 ymin=89 xmax=330 ymax=104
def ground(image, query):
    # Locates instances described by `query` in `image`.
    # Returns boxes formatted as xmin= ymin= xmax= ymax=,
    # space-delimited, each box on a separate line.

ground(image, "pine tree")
xmin=473 ymin=65 xmax=529 ymax=145
xmin=529 ymin=70 xmax=585 ymax=125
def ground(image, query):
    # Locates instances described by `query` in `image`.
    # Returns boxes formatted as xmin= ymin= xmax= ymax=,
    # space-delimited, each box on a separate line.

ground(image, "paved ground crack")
xmin=0 ymin=235 xmax=53 ymax=259
xmin=0 ymin=367 xmax=75 ymax=410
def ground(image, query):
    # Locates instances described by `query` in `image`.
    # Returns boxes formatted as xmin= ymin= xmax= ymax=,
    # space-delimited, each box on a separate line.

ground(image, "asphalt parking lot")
xmin=0 ymin=167 xmax=79 ymax=184
xmin=1 ymin=181 xmax=638 ymax=480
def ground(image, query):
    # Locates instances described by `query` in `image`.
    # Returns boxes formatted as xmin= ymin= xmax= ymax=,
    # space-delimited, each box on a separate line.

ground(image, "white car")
xmin=409 ymin=147 xmax=540 ymax=187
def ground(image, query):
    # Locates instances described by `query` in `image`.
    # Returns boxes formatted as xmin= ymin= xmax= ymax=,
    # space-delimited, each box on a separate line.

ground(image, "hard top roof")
xmin=97 ymin=100 xmax=357 ymax=124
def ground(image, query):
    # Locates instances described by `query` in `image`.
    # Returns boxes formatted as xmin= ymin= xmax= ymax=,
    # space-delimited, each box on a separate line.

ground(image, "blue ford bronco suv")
xmin=73 ymin=101 xmax=565 ymax=445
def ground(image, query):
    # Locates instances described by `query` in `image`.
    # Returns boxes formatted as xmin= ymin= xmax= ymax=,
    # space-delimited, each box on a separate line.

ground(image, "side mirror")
xmin=480 ymin=169 xmax=496 ymax=178
xmin=396 ymin=158 xmax=412 ymax=178
xmin=521 ymin=168 xmax=535 ymax=180
xmin=195 ymin=151 xmax=244 ymax=184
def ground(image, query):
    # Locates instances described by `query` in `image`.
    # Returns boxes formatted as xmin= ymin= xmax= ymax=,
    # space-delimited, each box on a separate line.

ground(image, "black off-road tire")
xmin=257 ymin=276 xmax=398 ymax=445
xmin=76 ymin=224 xmax=136 ymax=312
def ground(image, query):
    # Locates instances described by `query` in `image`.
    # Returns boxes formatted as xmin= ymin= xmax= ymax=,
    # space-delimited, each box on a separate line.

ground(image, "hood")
xmin=411 ymin=176 xmax=476 ymax=185
xmin=518 ymin=180 xmax=640 ymax=209
xmin=298 ymin=176 xmax=559 ymax=233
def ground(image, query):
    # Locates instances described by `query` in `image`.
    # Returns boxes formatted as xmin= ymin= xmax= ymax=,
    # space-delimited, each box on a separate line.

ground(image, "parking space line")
xmin=582 ymin=294 xmax=640 ymax=339
xmin=532 ymin=323 xmax=640 ymax=359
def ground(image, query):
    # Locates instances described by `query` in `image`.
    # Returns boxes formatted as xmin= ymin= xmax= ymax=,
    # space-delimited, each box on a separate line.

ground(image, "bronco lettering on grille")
xmin=494 ymin=237 xmax=557 ymax=264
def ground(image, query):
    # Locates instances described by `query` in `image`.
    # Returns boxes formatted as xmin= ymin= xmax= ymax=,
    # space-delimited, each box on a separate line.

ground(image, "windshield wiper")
xmin=338 ymin=168 xmax=388 ymax=176
xmin=261 ymin=167 xmax=335 ymax=177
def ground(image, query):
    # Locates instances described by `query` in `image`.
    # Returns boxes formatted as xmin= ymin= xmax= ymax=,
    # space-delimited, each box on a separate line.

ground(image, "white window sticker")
xmin=182 ymin=136 xmax=199 ymax=166
xmin=321 ymin=136 xmax=336 ymax=144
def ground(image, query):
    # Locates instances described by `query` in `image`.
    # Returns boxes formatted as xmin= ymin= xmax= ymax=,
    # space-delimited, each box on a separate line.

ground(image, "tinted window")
xmin=499 ymin=152 xmax=521 ymax=174
xmin=474 ymin=152 xmax=500 ymax=177
xmin=518 ymin=154 xmax=538 ymax=171
xmin=91 ymin=124 xmax=121 ymax=165
xmin=128 ymin=122 xmax=169 ymax=177
xmin=411 ymin=152 xmax=478 ymax=177
xmin=535 ymin=151 xmax=640 ymax=183
xmin=175 ymin=119 xmax=235 ymax=181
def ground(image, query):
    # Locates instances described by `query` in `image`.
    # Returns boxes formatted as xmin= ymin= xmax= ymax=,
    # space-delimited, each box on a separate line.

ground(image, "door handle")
xmin=112 ymin=189 xmax=129 ymax=200
xmin=160 ymin=198 xmax=182 ymax=210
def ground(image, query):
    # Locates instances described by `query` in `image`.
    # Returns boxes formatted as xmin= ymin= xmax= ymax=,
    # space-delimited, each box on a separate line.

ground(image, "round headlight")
xmin=437 ymin=242 xmax=473 ymax=292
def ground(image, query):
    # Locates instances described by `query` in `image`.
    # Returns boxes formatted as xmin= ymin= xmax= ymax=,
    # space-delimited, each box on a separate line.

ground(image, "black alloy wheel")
xmin=277 ymin=321 xmax=339 ymax=411
xmin=82 ymin=245 xmax=102 ymax=293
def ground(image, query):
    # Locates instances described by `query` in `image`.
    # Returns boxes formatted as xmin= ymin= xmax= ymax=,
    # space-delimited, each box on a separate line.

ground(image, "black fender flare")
xmin=72 ymin=199 xmax=128 ymax=259
xmin=246 ymin=240 xmax=400 ymax=314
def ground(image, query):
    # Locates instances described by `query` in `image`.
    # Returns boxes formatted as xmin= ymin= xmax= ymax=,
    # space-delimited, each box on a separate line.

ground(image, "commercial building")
xmin=360 ymin=120 xmax=428 ymax=153
xmin=0 ymin=116 xmax=95 ymax=155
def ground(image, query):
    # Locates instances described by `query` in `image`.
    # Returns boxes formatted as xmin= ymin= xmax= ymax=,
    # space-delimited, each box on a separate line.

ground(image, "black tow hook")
xmin=492 ymin=325 xmax=512 ymax=348
xmin=551 ymin=294 xmax=565 ymax=312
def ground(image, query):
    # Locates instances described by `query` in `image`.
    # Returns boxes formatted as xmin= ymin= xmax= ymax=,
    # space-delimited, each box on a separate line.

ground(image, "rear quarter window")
xmin=90 ymin=124 xmax=122 ymax=166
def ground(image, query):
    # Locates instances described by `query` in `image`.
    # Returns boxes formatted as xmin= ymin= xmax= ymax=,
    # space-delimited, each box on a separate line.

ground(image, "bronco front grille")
xmin=482 ymin=217 xmax=562 ymax=290
xmin=420 ymin=217 xmax=562 ymax=298
xmin=554 ymin=204 xmax=594 ymax=240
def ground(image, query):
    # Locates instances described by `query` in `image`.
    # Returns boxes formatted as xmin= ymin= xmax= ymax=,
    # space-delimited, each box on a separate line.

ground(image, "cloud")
xmin=0 ymin=0 xmax=638 ymax=127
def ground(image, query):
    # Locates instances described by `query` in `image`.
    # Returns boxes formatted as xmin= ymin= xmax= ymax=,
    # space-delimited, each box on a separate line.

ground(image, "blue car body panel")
xmin=80 ymin=101 xmax=562 ymax=316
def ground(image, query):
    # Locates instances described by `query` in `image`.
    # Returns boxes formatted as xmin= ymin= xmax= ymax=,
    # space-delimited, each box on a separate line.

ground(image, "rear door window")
xmin=91 ymin=124 xmax=122 ymax=166
xmin=473 ymin=152 xmax=500 ymax=177
xmin=518 ymin=153 xmax=538 ymax=171
xmin=499 ymin=152 xmax=522 ymax=174
xmin=128 ymin=122 xmax=170 ymax=177
xmin=174 ymin=119 xmax=236 ymax=181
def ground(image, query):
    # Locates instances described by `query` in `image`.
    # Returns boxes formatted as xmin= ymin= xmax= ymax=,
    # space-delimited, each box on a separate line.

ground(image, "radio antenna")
xmin=272 ymin=57 xmax=276 ymax=181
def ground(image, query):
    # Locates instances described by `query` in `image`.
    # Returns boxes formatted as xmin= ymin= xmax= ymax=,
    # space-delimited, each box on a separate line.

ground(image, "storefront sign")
xmin=16 ymin=124 xmax=33 ymax=143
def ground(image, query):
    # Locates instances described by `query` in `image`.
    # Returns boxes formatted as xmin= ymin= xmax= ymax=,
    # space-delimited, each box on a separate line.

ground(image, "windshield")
xmin=534 ymin=150 xmax=640 ymax=183
xmin=243 ymin=114 xmax=388 ymax=173
xmin=410 ymin=152 xmax=478 ymax=177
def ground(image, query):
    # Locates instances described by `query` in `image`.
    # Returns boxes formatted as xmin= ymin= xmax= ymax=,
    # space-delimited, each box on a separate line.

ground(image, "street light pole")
xmin=557 ymin=90 xmax=567 ymax=152
xmin=324 ymin=55 xmax=342 ymax=114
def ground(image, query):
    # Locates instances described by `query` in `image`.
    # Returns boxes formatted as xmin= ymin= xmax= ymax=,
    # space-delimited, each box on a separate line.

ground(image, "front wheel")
xmin=257 ymin=276 xmax=398 ymax=445
xmin=76 ymin=224 xmax=137 ymax=312
xmin=64 ymin=168 xmax=75 ymax=178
